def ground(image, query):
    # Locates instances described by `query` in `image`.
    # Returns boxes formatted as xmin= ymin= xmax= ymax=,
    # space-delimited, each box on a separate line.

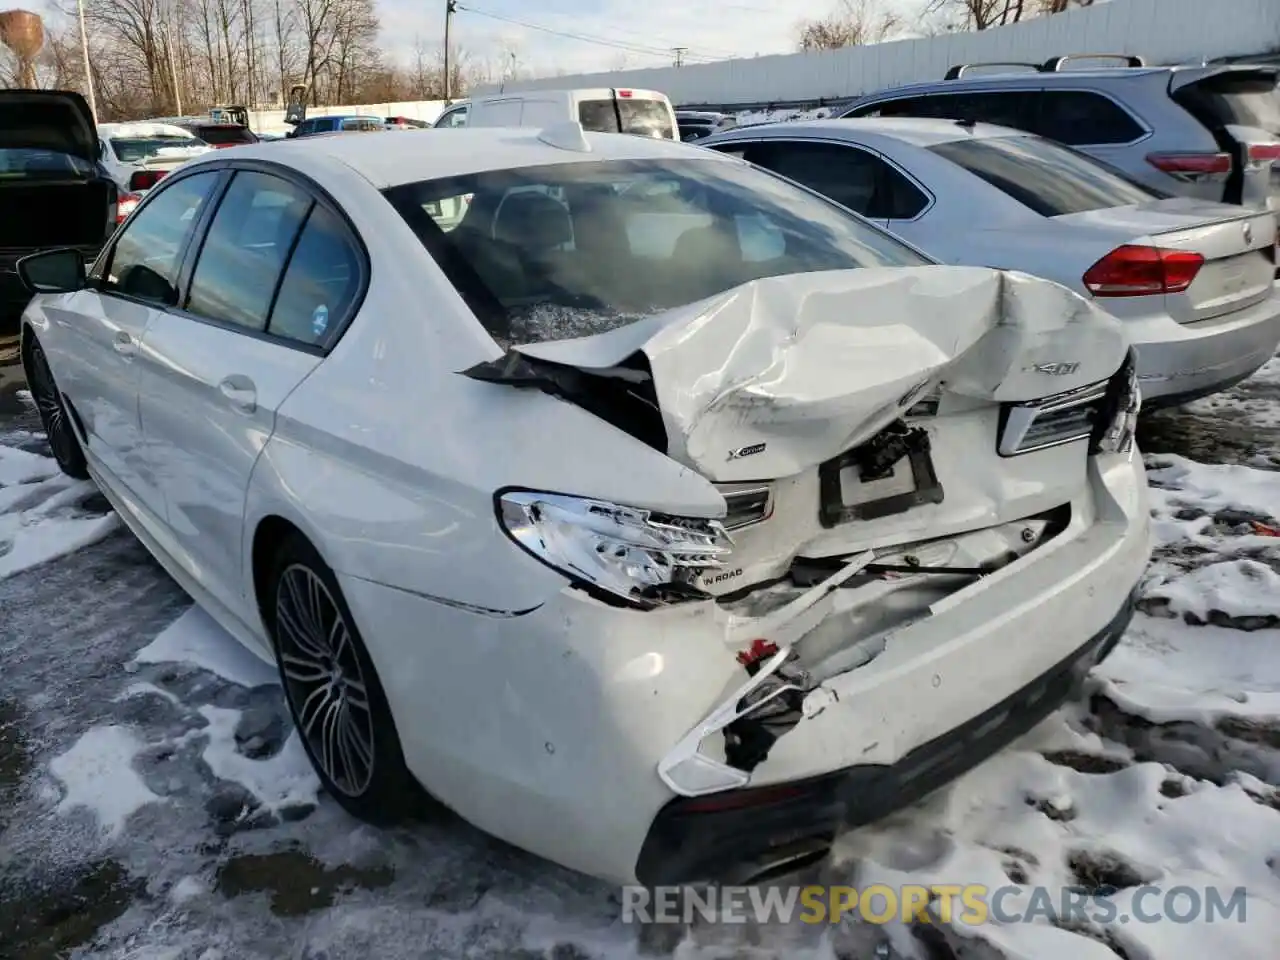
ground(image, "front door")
xmin=50 ymin=170 xmax=221 ymax=517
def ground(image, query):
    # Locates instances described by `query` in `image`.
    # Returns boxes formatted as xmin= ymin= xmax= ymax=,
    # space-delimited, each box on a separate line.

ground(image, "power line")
xmin=455 ymin=4 xmax=725 ymax=63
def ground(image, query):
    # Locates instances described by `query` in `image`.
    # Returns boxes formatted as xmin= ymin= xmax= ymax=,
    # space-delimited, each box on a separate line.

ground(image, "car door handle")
xmin=218 ymin=376 xmax=257 ymax=413
xmin=112 ymin=331 xmax=137 ymax=357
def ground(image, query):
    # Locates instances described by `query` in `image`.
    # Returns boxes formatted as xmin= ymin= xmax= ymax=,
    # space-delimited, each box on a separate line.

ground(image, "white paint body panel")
xmin=21 ymin=127 xmax=1151 ymax=885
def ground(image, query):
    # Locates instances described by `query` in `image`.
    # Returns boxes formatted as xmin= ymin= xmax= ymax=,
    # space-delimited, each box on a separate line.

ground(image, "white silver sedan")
xmin=701 ymin=117 xmax=1280 ymax=408
xmin=15 ymin=125 xmax=1149 ymax=885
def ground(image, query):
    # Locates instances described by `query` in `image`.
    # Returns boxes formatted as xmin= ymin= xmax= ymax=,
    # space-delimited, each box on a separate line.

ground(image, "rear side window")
xmin=1034 ymin=91 xmax=1145 ymax=145
xmin=269 ymin=205 xmax=362 ymax=346
xmin=929 ymin=135 xmax=1159 ymax=216
xmin=185 ymin=171 xmax=311 ymax=330
xmin=1174 ymin=71 xmax=1280 ymax=135
xmin=741 ymin=141 xmax=929 ymax=219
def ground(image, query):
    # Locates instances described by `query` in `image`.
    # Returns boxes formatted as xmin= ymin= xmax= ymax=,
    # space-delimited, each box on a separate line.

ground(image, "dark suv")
xmin=0 ymin=90 xmax=118 ymax=329
xmin=840 ymin=56 xmax=1280 ymax=209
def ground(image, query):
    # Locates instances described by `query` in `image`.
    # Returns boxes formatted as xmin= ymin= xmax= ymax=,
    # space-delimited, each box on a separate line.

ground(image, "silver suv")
xmin=839 ymin=55 xmax=1280 ymax=210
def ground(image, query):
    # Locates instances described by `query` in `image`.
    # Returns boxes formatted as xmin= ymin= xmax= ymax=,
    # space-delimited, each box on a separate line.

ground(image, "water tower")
xmin=0 ymin=9 xmax=44 ymax=88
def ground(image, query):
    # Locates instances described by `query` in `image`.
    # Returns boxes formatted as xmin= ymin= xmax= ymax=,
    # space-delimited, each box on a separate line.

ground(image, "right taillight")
xmin=1082 ymin=244 xmax=1205 ymax=298
xmin=1245 ymin=143 xmax=1280 ymax=168
xmin=1146 ymin=151 xmax=1233 ymax=183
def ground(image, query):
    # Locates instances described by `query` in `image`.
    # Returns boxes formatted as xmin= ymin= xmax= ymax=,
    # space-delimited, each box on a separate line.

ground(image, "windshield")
xmin=0 ymin=147 xmax=94 ymax=179
xmin=383 ymin=157 xmax=929 ymax=347
xmin=110 ymin=136 xmax=202 ymax=163
xmin=928 ymin=135 xmax=1162 ymax=216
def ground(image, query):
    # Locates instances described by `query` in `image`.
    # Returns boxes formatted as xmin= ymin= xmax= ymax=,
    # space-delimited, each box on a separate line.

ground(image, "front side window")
xmin=102 ymin=170 xmax=220 ymax=303
xmin=185 ymin=171 xmax=311 ymax=330
xmin=436 ymin=106 xmax=469 ymax=128
xmin=929 ymin=134 xmax=1160 ymax=216
xmin=382 ymin=157 xmax=928 ymax=347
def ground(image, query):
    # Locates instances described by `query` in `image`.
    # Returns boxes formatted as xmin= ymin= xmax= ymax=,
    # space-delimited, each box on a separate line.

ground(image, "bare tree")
xmin=920 ymin=0 xmax=1029 ymax=31
xmin=797 ymin=0 xmax=901 ymax=52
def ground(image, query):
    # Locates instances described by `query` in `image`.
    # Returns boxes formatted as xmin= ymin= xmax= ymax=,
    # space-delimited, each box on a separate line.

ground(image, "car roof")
xmin=185 ymin=125 xmax=731 ymax=189
xmin=719 ymin=116 xmax=1024 ymax=148
xmin=851 ymin=61 xmax=1278 ymax=104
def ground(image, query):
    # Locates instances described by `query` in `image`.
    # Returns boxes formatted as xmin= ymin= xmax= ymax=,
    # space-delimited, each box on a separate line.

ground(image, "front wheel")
xmin=266 ymin=533 xmax=425 ymax=823
xmin=22 ymin=335 xmax=88 ymax=479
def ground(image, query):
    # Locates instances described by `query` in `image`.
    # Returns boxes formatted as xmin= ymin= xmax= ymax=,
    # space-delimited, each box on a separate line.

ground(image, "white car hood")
xmin=486 ymin=266 xmax=1126 ymax=482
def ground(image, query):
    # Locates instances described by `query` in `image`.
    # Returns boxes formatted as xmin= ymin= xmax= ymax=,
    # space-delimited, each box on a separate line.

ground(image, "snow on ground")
xmin=1 ymin=364 xmax=1280 ymax=959
xmin=728 ymin=106 xmax=837 ymax=128
xmin=0 ymin=432 xmax=121 ymax=581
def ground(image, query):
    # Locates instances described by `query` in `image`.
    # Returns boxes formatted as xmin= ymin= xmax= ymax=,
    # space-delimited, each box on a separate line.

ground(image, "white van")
xmin=433 ymin=88 xmax=678 ymax=140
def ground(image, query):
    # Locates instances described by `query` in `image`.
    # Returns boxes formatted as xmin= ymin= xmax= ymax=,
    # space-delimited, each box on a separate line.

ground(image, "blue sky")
xmin=375 ymin=0 xmax=918 ymax=79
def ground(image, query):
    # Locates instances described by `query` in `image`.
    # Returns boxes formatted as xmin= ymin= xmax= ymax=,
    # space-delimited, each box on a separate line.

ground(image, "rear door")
xmin=135 ymin=166 xmax=365 ymax=629
xmin=1171 ymin=67 xmax=1280 ymax=208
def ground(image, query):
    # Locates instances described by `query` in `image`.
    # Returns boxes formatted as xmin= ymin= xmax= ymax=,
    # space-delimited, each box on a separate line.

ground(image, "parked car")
xmin=97 ymin=121 xmax=214 ymax=223
xmin=385 ymin=116 xmax=430 ymax=130
xmin=676 ymin=109 xmax=736 ymax=141
xmin=287 ymin=115 xmax=386 ymax=138
xmin=16 ymin=125 xmax=1148 ymax=886
xmin=159 ymin=115 xmax=262 ymax=149
xmin=433 ymin=88 xmax=678 ymax=140
xmin=701 ymin=118 xmax=1280 ymax=408
xmin=0 ymin=90 xmax=118 ymax=328
xmin=839 ymin=56 xmax=1280 ymax=209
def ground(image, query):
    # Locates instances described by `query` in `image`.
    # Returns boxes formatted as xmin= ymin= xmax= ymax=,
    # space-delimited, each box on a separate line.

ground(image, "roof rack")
xmin=1040 ymin=53 xmax=1146 ymax=71
xmin=944 ymin=61 xmax=1042 ymax=80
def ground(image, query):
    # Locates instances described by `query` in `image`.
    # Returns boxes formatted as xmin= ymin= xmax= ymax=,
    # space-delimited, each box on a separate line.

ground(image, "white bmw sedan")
xmin=16 ymin=124 xmax=1150 ymax=886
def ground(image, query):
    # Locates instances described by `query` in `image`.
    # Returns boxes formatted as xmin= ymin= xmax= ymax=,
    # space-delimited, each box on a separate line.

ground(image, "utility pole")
xmin=165 ymin=20 xmax=183 ymax=116
xmin=76 ymin=0 xmax=97 ymax=122
xmin=672 ymin=46 xmax=687 ymax=68
xmin=444 ymin=0 xmax=457 ymax=102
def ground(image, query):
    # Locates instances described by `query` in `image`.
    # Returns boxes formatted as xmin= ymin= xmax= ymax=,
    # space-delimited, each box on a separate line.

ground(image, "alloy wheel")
xmin=27 ymin=342 xmax=78 ymax=469
xmin=275 ymin=564 xmax=377 ymax=797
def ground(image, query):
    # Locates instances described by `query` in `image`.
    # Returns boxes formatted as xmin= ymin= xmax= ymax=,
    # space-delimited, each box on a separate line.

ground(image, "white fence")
xmin=473 ymin=0 xmax=1280 ymax=106
xmin=246 ymin=100 xmax=448 ymax=136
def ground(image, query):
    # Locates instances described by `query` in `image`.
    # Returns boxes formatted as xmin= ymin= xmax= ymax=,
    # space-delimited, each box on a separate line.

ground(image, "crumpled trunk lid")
xmin=483 ymin=267 xmax=1126 ymax=483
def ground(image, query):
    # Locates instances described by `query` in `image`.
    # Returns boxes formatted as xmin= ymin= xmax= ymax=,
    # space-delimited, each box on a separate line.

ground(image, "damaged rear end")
xmin=384 ymin=150 xmax=1152 ymax=885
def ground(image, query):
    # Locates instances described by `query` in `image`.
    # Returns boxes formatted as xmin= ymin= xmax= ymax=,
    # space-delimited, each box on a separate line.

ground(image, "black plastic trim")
xmin=634 ymin=588 xmax=1138 ymax=886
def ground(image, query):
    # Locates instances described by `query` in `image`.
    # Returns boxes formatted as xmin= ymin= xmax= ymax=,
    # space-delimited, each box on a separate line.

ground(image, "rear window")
xmin=929 ymin=135 xmax=1161 ymax=216
xmin=197 ymin=125 xmax=257 ymax=145
xmin=577 ymin=98 xmax=675 ymax=139
xmin=0 ymin=147 xmax=93 ymax=178
xmin=383 ymin=157 xmax=928 ymax=347
xmin=110 ymin=136 xmax=202 ymax=163
xmin=1174 ymin=71 xmax=1280 ymax=135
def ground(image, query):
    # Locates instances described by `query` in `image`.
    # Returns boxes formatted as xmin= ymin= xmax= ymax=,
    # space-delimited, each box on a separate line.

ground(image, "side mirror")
xmin=18 ymin=248 xmax=87 ymax=295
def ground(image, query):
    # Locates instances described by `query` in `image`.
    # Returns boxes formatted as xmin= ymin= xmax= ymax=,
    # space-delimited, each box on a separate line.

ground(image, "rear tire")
xmin=266 ymin=532 xmax=425 ymax=824
xmin=22 ymin=334 xmax=89 ymax=480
